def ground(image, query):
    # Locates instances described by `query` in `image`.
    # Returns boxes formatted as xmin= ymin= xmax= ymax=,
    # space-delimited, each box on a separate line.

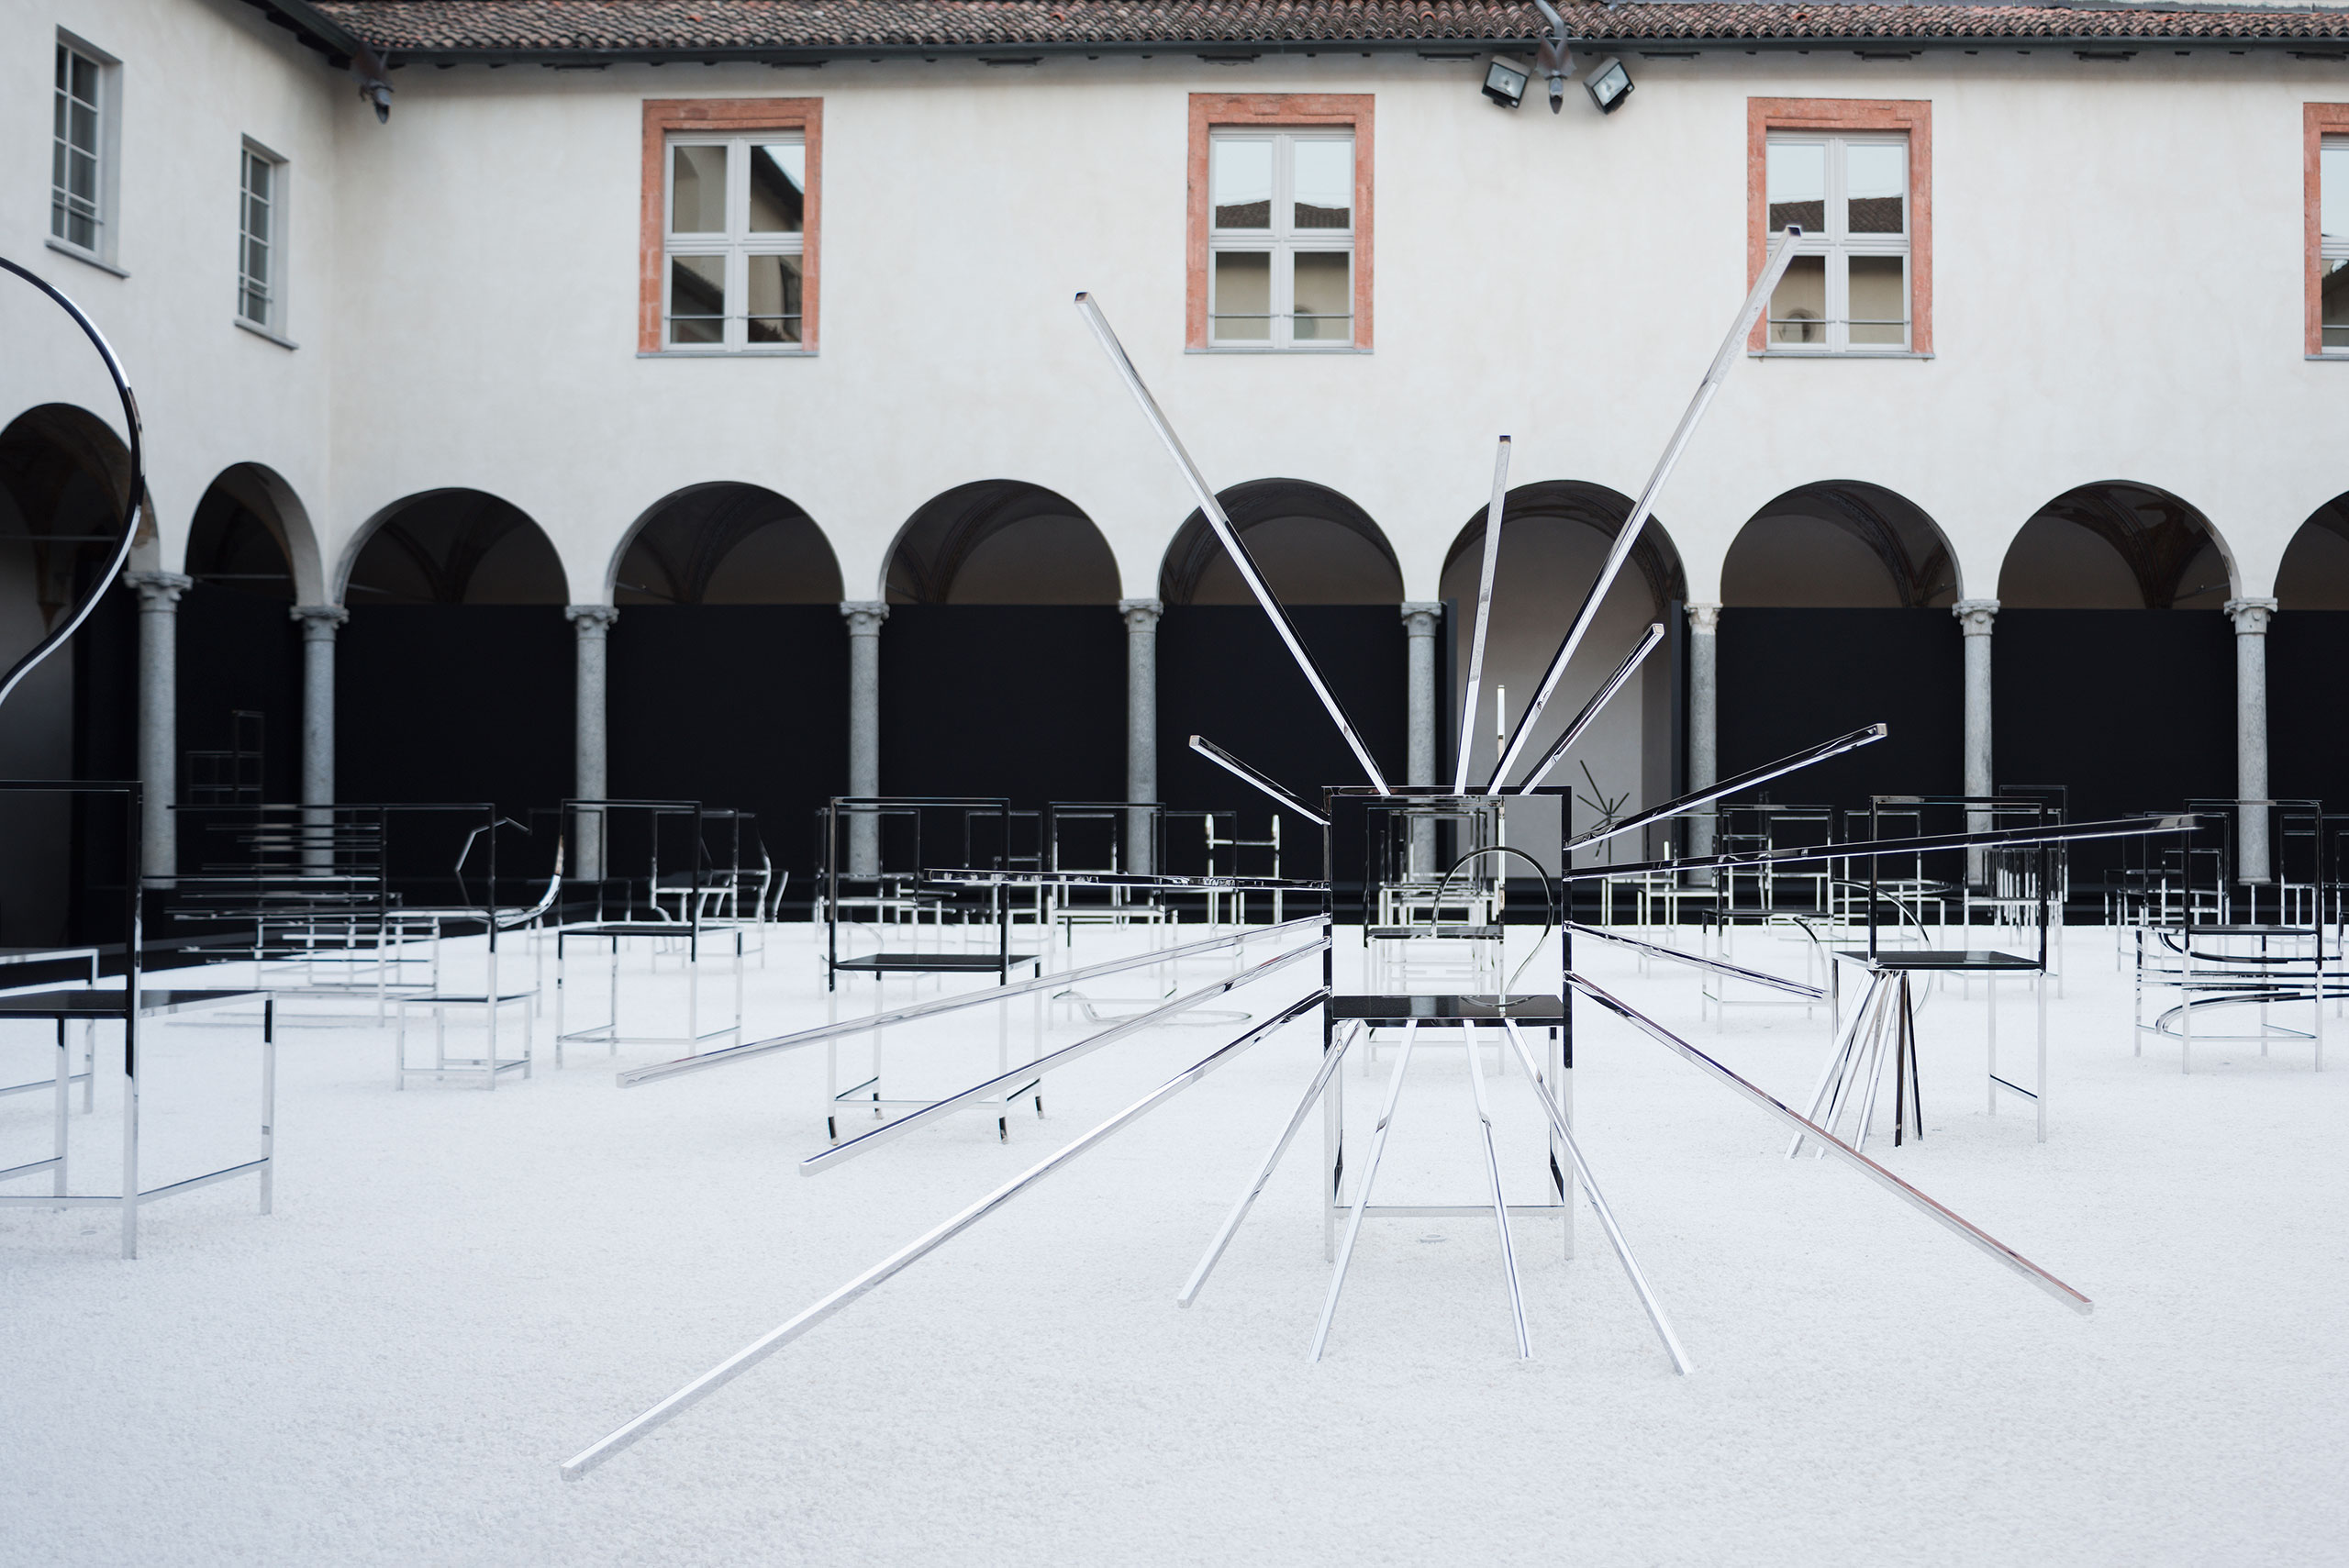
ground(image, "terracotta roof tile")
xmin=308 ymin=0 xmax=2349 ymax=57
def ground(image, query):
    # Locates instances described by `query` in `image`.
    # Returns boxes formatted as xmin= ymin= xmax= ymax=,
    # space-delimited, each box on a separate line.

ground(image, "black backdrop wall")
xmin=338 ymin=606 xmax=573 ymax=814
xmin=610 ymin=606 xmax=848 ymax=879
xmin=879 ymin=606 xmax=1125 ymax=811
xmin=1718 ymin=609 xmax=1963 ymax=809
xmin=2266 ymin=611 xmax=2349 ymax=812
xmin=1156 ymin=605 xmax=1408 ymax=885
xmin=174 ymin=584 xmax=302 ymax=805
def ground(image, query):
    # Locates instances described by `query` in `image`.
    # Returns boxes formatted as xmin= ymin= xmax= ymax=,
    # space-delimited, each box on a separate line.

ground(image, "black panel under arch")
xmin=607 ymin=605 xmax=848 ymax=886
xmin=878 ymin=606 xmax=1125 ymax=809
xmin=1717 ymin=608 xmax=1963 ymax=814
xmin=337 ymin=606 xmax=573 ymax=816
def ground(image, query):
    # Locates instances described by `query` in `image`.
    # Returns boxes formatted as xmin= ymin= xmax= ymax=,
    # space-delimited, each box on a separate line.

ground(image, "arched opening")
xmin=1160 ymin=480 xmax=1403 ymax=606
xmin=878 ymin=482 xmax=1123 ymax=807
xmin=607 ymin=484 xmax=848 ymax=884
xmin=1724 ymin=481 xmax=1957 ymax=608
xmin=2274 ymin=495 xmax=2349 ymax=612
xmin=1999 ymin=482 xmax=2232 ymax=609
xmin=336 ymin=490 xmax=571 ymax=812
xmin=1441 ymin=483 xmax=1683 ymax=866
xmin=1996 ymin=484 xmax=2236 ymax=866
xmin=345 ymin=488 xmax=567 ymax=606
xmin=1719 ymin=482 xmax=1962 ymax=809
xmin=615 ymin=483 xmax=842 ymax=605
xmin=1156 ymin=481 xmax=1407 ymax=840
xmin=179 ymin=464 xmax=314 ymax=806
xmin=885 ymin=482 xmax=1118 ymax=605
xmin=0 ymin=404 xmax=140 ymax=941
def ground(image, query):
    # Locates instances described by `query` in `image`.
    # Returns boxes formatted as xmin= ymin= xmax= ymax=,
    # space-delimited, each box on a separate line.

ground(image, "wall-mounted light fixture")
xmin=1584 ymin=56 xmax=1633 ymax=114
xmin=1481 ymin=54 xmax=1531 ymax=107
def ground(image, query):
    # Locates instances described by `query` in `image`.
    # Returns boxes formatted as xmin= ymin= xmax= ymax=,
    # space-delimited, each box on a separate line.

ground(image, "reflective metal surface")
xmin=1453 ymin=436 xmax=1510 ymax=794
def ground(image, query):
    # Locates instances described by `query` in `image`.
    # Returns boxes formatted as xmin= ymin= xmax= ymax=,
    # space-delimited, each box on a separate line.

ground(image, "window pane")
xmin=1211 ymin=251 xmax=1272 ymax=339
xmin=70 ymin=102 xmax=97 ymax=156
xmin=1847 ymin=255 xmax=1907 ymax=345
xmin=2325 ymin=259 xmax=2349 ymax=350
xmin=749 ymin=142 xmax=805 ymax=233
xmin=2324 ymin=145 xmax=2349 ymax=243
xmin=747 ymin=253 xmax=804 ymax=343
xmin=667 ymin=254 xmax=726 ymax=344
xmin=56 ymin=43 xmax=67 ymax=91
xmin=1765 ymin=142 xmax=1825 ymax=233
xmin=671 ymin=145 xmax=728 ymax=234
xmin=1292 ymin=251 xmax=1352 ymax=339
xmin=71 ymin=53 xmax=97 ymax=104
xmin=242 ymin=284 xmax=268 ymax=325
xmin=1293 ymin=139 xmax=1353 ymax=229
xmin=1211 ymin=139 xmax=1273 ymax=229
xmin=1845 ymin=143 xmax=1905 ymax=235
xmin=1767 ymin=254 xmax=1827 ymax=345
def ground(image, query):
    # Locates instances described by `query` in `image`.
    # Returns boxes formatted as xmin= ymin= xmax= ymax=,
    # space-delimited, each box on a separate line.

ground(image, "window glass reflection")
xmin=668 ymin=254 xmax=726 ymax=344
xmin=747 ymin=254 xmax=803 ymax=343
xmin=1768 ymin=254 xmax=1827 ymax=345
xmin=1766 ymin=142 xmax=1825 ymax=232
xmin=2324 ymin=144 xmax=2349 ymax=242
xmin=749 ymin=143 xmax=805 ymax=232
xmin=1847 ymin=255 xmax=1906 ymax=345
xmin=1292 ymin=140 xmax=1352 ymax=229
xmin=671 ymin=144 xmax=728 ymax=233
xmin=1212 ymin=139 xmax=1273 ymax=229
xmin=1212 ymin=251 xmax=1271 ymax=339
xmin=2324 ymin=259 xmax=2349 ymax=350
xmin=1292 ymin=252 xmax=1351 ymax=339
xmin=1844 ymin=143 xmax=1904 ymax=234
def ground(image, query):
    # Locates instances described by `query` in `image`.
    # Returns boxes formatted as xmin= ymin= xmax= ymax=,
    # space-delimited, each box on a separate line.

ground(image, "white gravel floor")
xmin=3 ymin=918 xmax=2343 ymax=1567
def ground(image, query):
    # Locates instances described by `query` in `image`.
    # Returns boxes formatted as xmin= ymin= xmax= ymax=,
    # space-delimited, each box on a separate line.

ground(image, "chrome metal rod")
xmin=623 ymin=916 xmax=1324 ymax=1087
xmin=1562 ymin=810 xmax=2199 ymax=885
xmin=1311 ymin=1020 xmax=1418 ymax=1361
xmin=1188 ymin=736 xmax=1330 ymax=827
xmin=1566 ymin=923 xmax=1828 ymax=1000
xmin=1486 ymin=228 xmax=1802 ymax=793
xmin=1514 ymin=623 xmax=1666 ymax=795
xmin=1077 ymin=292 xmax=1389 ymax=793
xmin=1498 ymin=1019 xmax=1693 ymax=1373
xmin=1178 ymin=1020 xmax=1360 ymax=1307
xmin=1563 ymin=724 xmax=1887 ymax=854
xmin=1789 ymin=970 xmax=1887 ymax=1158
xmin=1465 ymin=1023 xmax=1531 ymax=1359
xmin=803 ymin=934 xmax=1330 ymax=1173
xmin=1453 ymin=437 xmax=1511 ymax=794
xmin=561 ymin=989 xmax=1329 ymax=1480
xmin=1563 ymin=968 xmax=2093 ymax=1315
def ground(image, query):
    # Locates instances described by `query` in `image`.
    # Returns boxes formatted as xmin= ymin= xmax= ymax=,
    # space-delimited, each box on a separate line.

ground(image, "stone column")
xmin=1402 ymin=601 xmax=1442 ymax=873
xmin=2225 ymin=596 xmax=2278 ymax=884
xmin=1954 ymin=598 xmax=1998 ymax=884
xmin=565 ymin=605 xmax=618 ymax=882
xmin=1686 ymin=603 xmax=1720 ymax=861
xmin=125 ymin=572 xmax=191 ymax=883
xmin=841 ymin=601 xmax=888 ymax=876
xmin=291 ymin=604 xmax=347 ymax=871
xmin=1120 ymin=598 xmax=1162 ymax=874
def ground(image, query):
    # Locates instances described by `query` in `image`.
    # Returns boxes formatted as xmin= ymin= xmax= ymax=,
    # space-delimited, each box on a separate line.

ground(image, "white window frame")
xmin=661 ymin=134 xmax=808 ymax=354
xmin=238 ymin=139 xmax=289 ymax=339
xmin=2321 ymin=136 xmax=2349 ymax=353
xmin=1207 ymin=129 xmax=1356 ymax=350
xmin=1765 ymin=132 xmax=1911 ymax=354
xmin=50 ymin=33 xmax=120 ymax=269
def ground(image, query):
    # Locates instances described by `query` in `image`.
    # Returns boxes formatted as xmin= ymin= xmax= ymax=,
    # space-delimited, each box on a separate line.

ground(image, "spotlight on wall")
xmin=1481 ymin=54 xmax=1531 ymax=108
xmin=1584 ymin=56 xmax=1633 ymax=114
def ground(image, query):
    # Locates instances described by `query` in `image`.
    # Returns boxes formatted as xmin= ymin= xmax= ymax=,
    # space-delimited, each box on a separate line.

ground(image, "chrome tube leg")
xmin=1793 ymin=971 xmax=1878 ymax=1157
xmin=1552 ymin=1026 xmax=1575 ymax=1260
xmin=51 ymin=1019 xmax=67 ymax=1205
xmin=121 ymin=1018 xmax=139 ymax=1261
xmin=2032 ymin=966 xmax=2047 ymax=1140
xmin=1987 ymin=974 xmax=1998 ymax=1118
xmin=2181 ymin=938 xmax=2194 ymax=1075
xmin=81 ymin=1019 xmax=94 ymax=1112
xmin=1464 ymin=1023 xmax=1531 ymax=1359
xmin=1500 ymin=1019 xmax=1692 ymax=1374
xmin=1180 ymin=1021 xmax=1357 ymax=1307
xmin=1323 ymin=1014 xmax=1346 ymax=1260
xmin=261 ymin=998 xmax=275 ymax=1213
xmin=1311 ymin=1020 xmax=1418 ymax=1362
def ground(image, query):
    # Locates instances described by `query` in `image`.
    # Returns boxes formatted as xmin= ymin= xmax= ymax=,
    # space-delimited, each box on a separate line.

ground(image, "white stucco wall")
xmin=7 ymin=13 xmax=2348 ymax=610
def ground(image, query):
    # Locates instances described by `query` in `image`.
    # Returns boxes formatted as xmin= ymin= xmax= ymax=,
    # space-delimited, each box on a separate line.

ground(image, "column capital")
xmin=290 ymin=603 xmax=349 ymax=638
xmin=840 ymin=600 xmax=890 ymax=635
xmin=565 ymin=603 xmax=619 ymax=634
xmin=1119 ymin=596 xmax=1163 ymax=630
xmin=124 ymin=571 xmax=194 ymax=609
xmin=2224 ymin=596 xmax=2279 ymax=635
xmin=1687 ymin=601 xmax=1721 ymax=634
xmin=1399 ymin=600 xmax=1442 ymax=636
xmin=1952 ymin=597 xmax=1999 ymax=636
